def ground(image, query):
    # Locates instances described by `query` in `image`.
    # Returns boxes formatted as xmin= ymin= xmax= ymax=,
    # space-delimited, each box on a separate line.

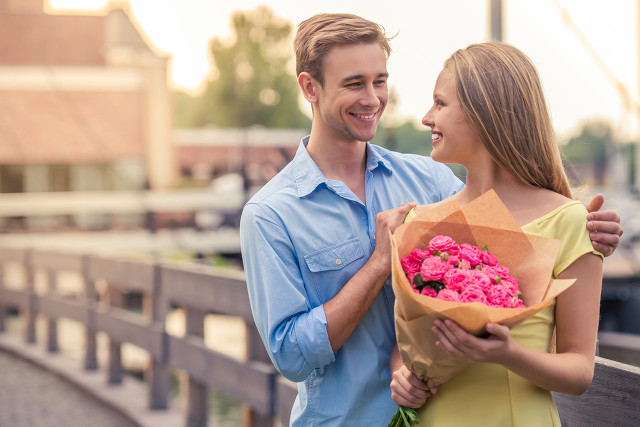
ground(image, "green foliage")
xmin=561 ymin=121 xmax=611 ymax=164
xmin=176 ymin=6 xmax=310 ymax=129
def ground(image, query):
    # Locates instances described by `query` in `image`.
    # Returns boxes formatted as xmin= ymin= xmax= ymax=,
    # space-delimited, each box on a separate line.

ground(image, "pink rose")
xmin=428 ymin=235 xmax=457 ymax=254
xmin=408 ymin=248 xmax=431 ymax=264
xmin=466 ymin=269 xmax=492 ymax=290
xmin=501 ymin=276 xmax=520 ymax=294
xmin=511 ymin=297 xmax=525 ymax=308
xmin=443 ymin=268 xmax=470 ymax=292
xmin=447 ymin=254 xmax=460 ymax=266
xmin=458 ymin=243 xmax=482 ymax=267
xmin=437 ymin=289 xmax=461 ymax=302
xmin=486 ymin=282 xmax=514 ymax=307
xmin=420 ymin=256 xmax=449 ymax=282
xmin=481 ymin=250 xmax=499 ymax=266
xmin=401 ymin=256 xmax=421 ymax=282
xmin=490 ymin=264 xmax=510 ymax=277
xmin=457 ymin=259 xmax=472 ymax=270
xmin=460 ymin=284 xmax=488 ymax=304
xmin=421 ymin=287 xmax=438 ymax=297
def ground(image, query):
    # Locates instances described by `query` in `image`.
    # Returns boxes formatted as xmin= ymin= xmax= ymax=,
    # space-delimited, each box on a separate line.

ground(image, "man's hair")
xmin=294 ymin=13 xmax=392 ymax=86
xmin=445 ymin=42 xmax=572 ymax=198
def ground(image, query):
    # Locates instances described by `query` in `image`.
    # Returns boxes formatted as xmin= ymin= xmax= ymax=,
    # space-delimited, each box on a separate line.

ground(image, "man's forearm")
xmin=323 ymin=252 xmax=390 ymax=352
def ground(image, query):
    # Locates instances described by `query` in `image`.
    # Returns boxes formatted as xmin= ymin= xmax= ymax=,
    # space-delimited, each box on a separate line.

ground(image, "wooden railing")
xmin=0 ymin=246 xmax=296 ymax=427
xmin=1 ymin=245 xmax=640 ymax=426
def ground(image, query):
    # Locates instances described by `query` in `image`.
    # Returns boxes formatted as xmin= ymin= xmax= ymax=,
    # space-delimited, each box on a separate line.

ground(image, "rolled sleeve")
xmin=241 ymin=202 xmax=334 ymax=382
xmin=295 ymin=305 xmax=335 ymax=370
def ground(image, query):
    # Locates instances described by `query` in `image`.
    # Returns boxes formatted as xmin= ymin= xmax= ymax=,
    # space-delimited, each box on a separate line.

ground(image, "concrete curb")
xmin=0 ymin=332 xmax=184 ymax=427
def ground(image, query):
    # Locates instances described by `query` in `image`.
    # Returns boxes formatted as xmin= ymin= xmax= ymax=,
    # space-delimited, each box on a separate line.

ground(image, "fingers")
xmin=587 ymin=210 xmax=621 ymax=226
xmin=586 ymin=209 xmax=623 ymax=257
xmin=585 ymin=193 xmax=605 ymax=213
xmin=390 ymin=366 xmax=432 ymax=408
xmin=433 ymin=319 xmax=474 ymax=359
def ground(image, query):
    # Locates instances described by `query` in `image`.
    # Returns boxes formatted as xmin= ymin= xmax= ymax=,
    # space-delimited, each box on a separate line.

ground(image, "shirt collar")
xmin=292 ymin=136 xmax=393 ymax=197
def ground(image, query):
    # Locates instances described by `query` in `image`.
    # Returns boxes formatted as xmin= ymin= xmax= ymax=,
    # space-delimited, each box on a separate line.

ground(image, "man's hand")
xmin=585 ymin=194 xmax=623 ymax=257
xmin=390 ymin=364 xmax=436 ymax=408
xmin=369 ymin=202 xmax=417 ymax=272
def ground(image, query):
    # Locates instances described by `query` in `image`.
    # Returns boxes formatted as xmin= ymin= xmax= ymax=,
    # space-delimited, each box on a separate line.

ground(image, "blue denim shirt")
xmin=240 ymin=137 xmax=463 ymax=426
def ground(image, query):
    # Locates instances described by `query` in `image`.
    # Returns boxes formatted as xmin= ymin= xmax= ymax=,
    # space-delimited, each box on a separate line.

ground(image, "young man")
xmin=240 ymin=13 xmax=622 ymax=426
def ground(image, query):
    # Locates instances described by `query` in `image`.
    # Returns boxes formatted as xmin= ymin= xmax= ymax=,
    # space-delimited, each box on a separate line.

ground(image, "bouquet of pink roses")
xmin=403 ymin=235 xmax=525 ymax=309
xmin=388 ymin=190 xmax=576 ymax=426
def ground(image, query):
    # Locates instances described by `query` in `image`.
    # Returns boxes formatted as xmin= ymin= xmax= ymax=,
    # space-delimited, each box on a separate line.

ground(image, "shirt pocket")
xmin=304 ymin=238 xmax=365 ymax=303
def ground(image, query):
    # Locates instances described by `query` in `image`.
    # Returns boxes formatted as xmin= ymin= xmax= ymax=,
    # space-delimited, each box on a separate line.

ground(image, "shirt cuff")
xmin=296 ymin=305 xmax=335 ymax=369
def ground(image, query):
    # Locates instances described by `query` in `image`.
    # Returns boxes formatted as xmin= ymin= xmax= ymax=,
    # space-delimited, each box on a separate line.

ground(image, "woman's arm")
xmin=433 ymin=252 xmax=603 ymax=395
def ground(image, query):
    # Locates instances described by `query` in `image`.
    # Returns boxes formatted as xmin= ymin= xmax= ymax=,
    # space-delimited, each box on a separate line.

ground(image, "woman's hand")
xmin=390 ymin=364 xmax=437 ymax=408
xmin=433 ymin=319 xmax=515 ymax=364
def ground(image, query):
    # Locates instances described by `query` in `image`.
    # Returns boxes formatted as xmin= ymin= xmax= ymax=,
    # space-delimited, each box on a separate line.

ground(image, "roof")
xmin=0 ymin=89 xmax=145 ymax=164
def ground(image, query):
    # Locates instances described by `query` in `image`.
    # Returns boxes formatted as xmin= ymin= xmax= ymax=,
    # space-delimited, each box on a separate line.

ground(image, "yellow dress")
xmin=409 ymin=201 xmax=603 ymax=427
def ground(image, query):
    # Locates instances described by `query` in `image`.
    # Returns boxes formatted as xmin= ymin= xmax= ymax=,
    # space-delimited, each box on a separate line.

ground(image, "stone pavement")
xmin=0 ymin=350 xmax=138 ymax=427
xmin=0 ymin=333 xmax=184 ymax=427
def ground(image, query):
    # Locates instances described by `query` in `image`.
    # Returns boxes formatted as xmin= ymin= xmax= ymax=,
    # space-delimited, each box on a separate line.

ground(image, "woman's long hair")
xmin=445 ymin=42 xmax=572 ymax=198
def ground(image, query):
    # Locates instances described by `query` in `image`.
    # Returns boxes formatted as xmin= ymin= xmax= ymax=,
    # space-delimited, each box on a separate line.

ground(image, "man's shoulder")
xmin=244 ymin=162 xmax=306 ymax=218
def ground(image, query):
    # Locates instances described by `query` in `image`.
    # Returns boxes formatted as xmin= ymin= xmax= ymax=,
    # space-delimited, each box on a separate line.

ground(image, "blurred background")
xmin=1 ymin=1 xmax=639 ymax=424
xmin=1 ymin=0 xmax=639 ymax=324
xmin=0 ymin=0 xmax=638 ymax=322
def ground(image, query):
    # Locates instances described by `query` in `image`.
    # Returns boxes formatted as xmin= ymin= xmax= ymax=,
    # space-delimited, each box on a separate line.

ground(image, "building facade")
xmin=0 ymin=0 xmax=176 ymax=196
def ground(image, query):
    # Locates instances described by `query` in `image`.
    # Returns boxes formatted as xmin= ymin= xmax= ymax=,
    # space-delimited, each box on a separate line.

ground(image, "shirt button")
xmin=335 ymin=258 xmax=342 ymax=265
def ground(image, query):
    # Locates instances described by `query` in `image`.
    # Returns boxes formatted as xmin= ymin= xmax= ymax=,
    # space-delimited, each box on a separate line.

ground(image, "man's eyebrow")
xmin=341 ymin=72 xmax=389 ymax=83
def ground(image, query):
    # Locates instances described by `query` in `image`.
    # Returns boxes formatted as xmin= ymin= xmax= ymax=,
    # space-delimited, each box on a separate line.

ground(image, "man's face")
xmin=313 ymin=43 xmax=389 ymax=143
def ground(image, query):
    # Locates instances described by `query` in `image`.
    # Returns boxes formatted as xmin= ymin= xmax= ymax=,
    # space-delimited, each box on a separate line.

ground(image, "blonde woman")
xmin=390 ymin=42 xmax=607 ymax=426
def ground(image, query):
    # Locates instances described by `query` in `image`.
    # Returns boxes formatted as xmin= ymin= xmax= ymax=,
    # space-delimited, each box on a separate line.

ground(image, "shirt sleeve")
xmin=431 ymin=160 xmax=465 ymax=201
xmin=240 ymin=201 xmax=335 ymax=382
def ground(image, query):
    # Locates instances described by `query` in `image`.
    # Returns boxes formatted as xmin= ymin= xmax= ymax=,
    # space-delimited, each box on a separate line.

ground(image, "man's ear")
xmin=298 ymin=72 xmax=319 ymax=103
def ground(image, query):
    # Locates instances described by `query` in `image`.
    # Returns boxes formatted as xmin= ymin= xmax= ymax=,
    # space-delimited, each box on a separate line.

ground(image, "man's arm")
xmin=240 ymin=201 xmax=415 ymax=380
xmin=241 ymin=203 xmax=335 ymax=382
xmin=585 ymin=193 xmax=623 ymax=257
xmin=323 ymin=202 xmax=416 ymax=351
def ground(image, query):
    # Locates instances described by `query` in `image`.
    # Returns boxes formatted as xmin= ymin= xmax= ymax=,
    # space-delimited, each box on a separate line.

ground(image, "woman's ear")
xmin=298 ymin=72 xmax=319 ymax=104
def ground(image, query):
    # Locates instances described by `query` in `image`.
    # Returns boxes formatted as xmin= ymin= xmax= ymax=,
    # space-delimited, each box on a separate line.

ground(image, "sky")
xmin=47 ymin=0 xmax=640 ymax=141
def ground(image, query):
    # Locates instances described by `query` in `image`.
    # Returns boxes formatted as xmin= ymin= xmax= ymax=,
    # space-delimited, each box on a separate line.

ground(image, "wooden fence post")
xmin=244 ymin=325 xmax=274 ymax=427
xmin=24 ymin=249 xmax=36 ymax=344
xmin=83 ymin=255 xmax=98 ymax=370
xmin=107 ymin=283 xmax=124 ymax=384
xmin=45 ymin=269 xmax=58 ymax=353
xmin=145 ymin=262 xmax=170 ymax=409
xmin=0 ymin=262 xmax=5 ymax=332
xmin=184 ymin=306 xmax=208 ymax=427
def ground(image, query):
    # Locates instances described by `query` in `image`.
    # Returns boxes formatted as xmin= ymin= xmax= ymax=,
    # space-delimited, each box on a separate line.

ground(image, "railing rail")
xmin=1 ymin=245 xmax=640 ymax=426
xmin=0 ymin=246 xmax=296 ymax=427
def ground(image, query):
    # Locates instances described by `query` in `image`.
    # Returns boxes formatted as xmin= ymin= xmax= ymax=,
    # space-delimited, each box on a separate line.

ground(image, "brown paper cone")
xmin=391 ymin=189 xmax=576 ymax=387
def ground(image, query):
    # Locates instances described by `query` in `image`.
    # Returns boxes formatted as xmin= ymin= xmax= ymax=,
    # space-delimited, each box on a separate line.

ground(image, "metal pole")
xmin=636 ymin=0 xmax=640 ymax=190
xmin=489 ymin=0 xmax=503 ymax=42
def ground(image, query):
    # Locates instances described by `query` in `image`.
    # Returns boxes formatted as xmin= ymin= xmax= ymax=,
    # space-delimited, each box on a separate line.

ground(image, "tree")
xmin=186 ymin=6 xmax=310 ymax=129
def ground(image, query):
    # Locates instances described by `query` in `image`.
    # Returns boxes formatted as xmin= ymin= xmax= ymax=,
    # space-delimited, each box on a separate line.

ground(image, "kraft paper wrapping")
xmin=390 ymin=190 xmax=576 ymax=389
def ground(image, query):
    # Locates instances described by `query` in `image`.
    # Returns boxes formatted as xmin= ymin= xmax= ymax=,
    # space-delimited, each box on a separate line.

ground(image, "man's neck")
xmin=306 ymin=130 xmax=368 ymax=203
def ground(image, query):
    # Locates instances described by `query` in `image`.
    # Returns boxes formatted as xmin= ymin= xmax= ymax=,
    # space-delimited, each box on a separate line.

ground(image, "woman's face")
xmin=422 ymin=68 xmax=483 ymax=166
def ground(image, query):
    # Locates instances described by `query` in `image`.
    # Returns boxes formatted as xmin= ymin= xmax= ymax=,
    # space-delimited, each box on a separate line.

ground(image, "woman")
xmin=389 ymin=42 xmax=604 ymax=426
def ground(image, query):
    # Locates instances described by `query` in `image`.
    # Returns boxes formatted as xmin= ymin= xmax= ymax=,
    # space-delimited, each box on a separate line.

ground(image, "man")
xmin=240 ymin=13 xmax=622 ymax=426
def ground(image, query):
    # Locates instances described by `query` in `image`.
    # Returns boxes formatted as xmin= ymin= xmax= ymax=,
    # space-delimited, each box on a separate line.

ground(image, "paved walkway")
xmin=0 ymin=333 xmax=184 ymax=427
xmin=0 ymin=350 xmax=138 ymax=427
